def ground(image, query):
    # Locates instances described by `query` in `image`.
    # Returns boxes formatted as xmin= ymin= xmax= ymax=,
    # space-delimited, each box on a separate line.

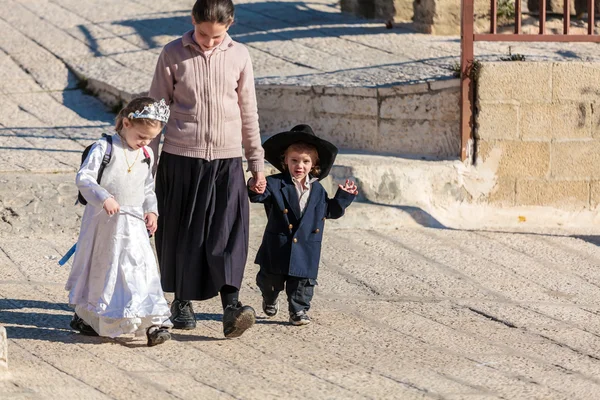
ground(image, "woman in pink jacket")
xmin=149 ymin=0 xmax=266 ymax=338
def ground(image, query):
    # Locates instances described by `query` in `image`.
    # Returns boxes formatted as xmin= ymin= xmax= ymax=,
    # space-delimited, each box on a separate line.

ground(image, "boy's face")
xmin=285 ymin=149 xmax=314 ymax=183
xmin=192 ymin=19 xmax=230 ymax=51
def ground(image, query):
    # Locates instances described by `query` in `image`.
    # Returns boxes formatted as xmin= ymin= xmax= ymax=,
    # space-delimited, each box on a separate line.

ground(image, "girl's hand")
xmin=251 ymin=171 xmax=266 ymax=194
xmin=339 ymin=179 xmax=358 ymax=195
xmin=103 ymin=198 xmax=120 ymax=215
xmin=145 ymin=212 xmax=158 ymax=235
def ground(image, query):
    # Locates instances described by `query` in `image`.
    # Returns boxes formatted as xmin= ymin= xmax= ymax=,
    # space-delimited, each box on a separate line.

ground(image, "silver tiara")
xmin=128 ymin=98 xmax=170 ymax=123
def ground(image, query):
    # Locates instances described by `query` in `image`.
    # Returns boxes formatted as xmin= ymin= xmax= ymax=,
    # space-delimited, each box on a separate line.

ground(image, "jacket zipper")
xmin=194 ymin=51 xmax=202 ymax=150
xmin=203 ymin=53 xmax=212 ymax=161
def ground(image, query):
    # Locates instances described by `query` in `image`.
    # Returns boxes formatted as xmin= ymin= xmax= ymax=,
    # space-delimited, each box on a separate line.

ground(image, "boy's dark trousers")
xmin=256 ymin=269 xmax=316 ymax=314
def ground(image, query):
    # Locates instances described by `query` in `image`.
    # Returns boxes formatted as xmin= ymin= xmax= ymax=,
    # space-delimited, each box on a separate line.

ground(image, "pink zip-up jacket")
xmin=149 ymin=30 xmax=264 ymax=172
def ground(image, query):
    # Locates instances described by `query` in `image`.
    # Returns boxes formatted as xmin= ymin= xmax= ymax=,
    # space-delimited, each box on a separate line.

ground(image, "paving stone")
xmin=2 ymin=1 xmax=600 ymax=398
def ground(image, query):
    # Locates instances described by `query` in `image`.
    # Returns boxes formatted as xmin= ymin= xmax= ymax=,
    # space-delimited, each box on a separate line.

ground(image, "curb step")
xmin=0 ymin=326 xmax=7 ymax=371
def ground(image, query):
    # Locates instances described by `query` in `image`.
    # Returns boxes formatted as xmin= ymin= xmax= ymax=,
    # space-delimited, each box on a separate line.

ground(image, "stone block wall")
xmin=340 ymin=0 xmax=414 ymax=22
xmin=476 ymin=62 xmax=600 ymax=210
xmin=342 ymin=0 xmax=490 ymax=35
xmin=413 ymin=0 xmax=491 ymax=34
xmin=257 ymin=80 xmax=461 ymax=159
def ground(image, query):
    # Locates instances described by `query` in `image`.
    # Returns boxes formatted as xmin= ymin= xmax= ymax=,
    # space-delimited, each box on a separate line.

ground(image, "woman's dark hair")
xmin=115 ymin=96 xmax=164 ymax=133
xmin=192 ymin=0 xmax=235 ymax=25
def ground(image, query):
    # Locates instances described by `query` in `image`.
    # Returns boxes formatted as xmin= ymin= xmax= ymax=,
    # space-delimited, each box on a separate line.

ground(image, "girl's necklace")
xmin=123 ymin=145 xmax=140 ymax=173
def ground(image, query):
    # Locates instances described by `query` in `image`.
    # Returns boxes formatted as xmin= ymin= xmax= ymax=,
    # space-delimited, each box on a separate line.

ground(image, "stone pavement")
xmin=3 ymin=1 xmax=600 ymax=399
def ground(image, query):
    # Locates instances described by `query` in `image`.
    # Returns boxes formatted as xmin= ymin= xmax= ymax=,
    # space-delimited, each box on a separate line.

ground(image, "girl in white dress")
xmin=65 ymin=97 xmax=173 ymax=346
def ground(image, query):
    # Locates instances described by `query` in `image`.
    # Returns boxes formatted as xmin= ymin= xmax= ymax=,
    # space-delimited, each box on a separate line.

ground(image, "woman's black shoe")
xmin=223 ymin=302 xmax=255 ymax=338
xmin=169 ymin=299 xmax=197 ymax=330
xmin=69 ymin=313 xmax=99 ymax=336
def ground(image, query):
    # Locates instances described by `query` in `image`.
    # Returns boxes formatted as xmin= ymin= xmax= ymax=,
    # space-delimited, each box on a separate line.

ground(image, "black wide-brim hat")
xmin=263 ymin=124 xmax=338 ymax=180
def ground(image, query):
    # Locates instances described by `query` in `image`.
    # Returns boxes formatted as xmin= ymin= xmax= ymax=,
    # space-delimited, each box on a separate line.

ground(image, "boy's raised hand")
xmin=103 ymin=197 xmax=120 ymax=215
xmin=339 ymin=179 xmax=358 ymax=195
xmin=145 ymin=212 xmax=158 ymax=235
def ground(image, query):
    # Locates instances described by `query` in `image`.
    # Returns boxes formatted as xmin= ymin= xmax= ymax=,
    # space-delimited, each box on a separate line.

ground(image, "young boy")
xmin=247 ymin=124 xmax=358 ymax=325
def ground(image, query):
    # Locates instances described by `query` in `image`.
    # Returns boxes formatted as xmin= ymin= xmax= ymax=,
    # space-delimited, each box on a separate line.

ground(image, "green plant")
xmin=500 ymin=46 xmax=526 ymax=61
xmin=450 ymin=60 xmax=482 ymax=80
xmin=497 ymin=0 xmax=515 ymax=19
xmin=451 ymin=61 xmax=461 ymax=78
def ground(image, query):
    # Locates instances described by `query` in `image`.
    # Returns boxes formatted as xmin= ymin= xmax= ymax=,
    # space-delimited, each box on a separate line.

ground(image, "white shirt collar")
xmin=291 ymin=174 xmax=317 ymax=189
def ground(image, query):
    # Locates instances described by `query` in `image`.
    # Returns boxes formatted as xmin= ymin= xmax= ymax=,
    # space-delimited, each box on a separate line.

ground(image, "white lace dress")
xmin=65 ymin=133 xmax=172 ymax=337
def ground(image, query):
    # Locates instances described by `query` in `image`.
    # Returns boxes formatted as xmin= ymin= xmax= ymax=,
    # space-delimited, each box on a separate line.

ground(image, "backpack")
xmin=77 ymin=134 xmax=151 ymax=205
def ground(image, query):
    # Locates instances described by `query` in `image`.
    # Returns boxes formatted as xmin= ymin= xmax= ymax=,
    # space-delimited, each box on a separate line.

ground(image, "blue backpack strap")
xmin=97 ymin=134 xmax=113 ymax=184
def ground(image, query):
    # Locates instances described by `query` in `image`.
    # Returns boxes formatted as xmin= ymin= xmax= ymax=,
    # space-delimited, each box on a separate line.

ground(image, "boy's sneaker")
xmin=69 ymin=313 xmax=99 ymax=336
xmin=289 ymin=310 xmax=311 ymax=326
xmin=223 ymin=302 xmax=256 ymax=338
xmin=170 ymin=299 xmax=196 ymax=330
xmin=146 ymin=326 xmax=171 ymax=347
xmin=262 ymin=297 xmax=279 ymax=317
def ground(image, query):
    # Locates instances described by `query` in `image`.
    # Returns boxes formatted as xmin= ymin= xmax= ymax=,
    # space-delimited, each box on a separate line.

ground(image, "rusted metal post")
xmin=515 ymin=0 xmax=522 ymax=33
xmin=588 ymin=0 xmax=595 ymax=35
xmin=491 ymin=0 xmax=497 ymax=33
xmin=540 ymin=0 xmax=546 ymax=34
xmin=474 ymin=33 xmax=600 ymax=41
xmin=460 ymin=0 xmax=475 ymax=162
xmin=564 ymin=0 xmax=571 ymax=34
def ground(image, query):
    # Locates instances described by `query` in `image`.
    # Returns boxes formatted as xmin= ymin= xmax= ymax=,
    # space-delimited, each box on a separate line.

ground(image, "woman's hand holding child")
xmin=339 ymin=179 xmax=358 ymax=195
xmin=249 ymin=171 xmax=266 ymax=194
xmin=103 ymin=198 xmax=120 ymax=215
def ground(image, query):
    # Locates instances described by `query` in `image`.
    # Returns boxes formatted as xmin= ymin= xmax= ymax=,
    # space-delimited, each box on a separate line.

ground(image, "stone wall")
xmin=340 ymin=0 xmax=414 ymax=22
xmin=341 ymin=0 xmax=490 ymax=35
xmin=86 ymin=76 xmax=461 ymax=159
xmin=412 ymin=0 xmax=491 ymax=34
xmin=475 ymin=62 xmax=600 ymax=210
xmin=257 ymin=80 xmax=461 ymax=159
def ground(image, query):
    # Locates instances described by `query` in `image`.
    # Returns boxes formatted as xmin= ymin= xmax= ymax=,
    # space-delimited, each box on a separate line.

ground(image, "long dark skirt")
xmin=155 ymin=153 xmax=249 ymax=301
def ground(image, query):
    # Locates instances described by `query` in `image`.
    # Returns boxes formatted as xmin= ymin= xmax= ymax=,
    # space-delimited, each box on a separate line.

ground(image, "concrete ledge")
xmin=244 ymin=152 xmax=600 ymax=232
xmin=77 ymin=67 xmax=462 ymax=159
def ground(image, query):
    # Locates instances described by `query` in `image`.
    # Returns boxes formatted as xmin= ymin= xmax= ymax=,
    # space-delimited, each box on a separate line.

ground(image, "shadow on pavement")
xmin=255 ymin=318 xmax=289 ymax=326
xmin=59 ymin=86 xmax=115 ymax=124
xmin=4 ymin=325 xmax=108 ymax=344
xmin=570 ymin=235 xmax=600 ymax=247
xmin=114 ymin=1 xmax=409 ymax=50
xmin=0 ymin=298 xmax=70 ymax=312
xmin=365 ymin=201 xmax=449 ymax=229
xmin=0 ymin=299 xmax=219 ymax=345
xmin=169 ymin=332 xmax=223 ymax=342
xmin=194 ymin=312 xmax=222 ymax=322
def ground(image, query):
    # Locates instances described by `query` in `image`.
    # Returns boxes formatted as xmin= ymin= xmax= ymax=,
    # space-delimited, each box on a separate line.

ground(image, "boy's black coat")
xmin=249 ymin=173 xmax=355 ymax=279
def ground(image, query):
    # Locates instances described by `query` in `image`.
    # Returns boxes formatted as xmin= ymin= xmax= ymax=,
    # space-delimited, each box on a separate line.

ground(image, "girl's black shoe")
xmin=146 ymin=326 xmax=171 ymax=347
xmin=69 ymin=313 xmax=99 ymax=336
